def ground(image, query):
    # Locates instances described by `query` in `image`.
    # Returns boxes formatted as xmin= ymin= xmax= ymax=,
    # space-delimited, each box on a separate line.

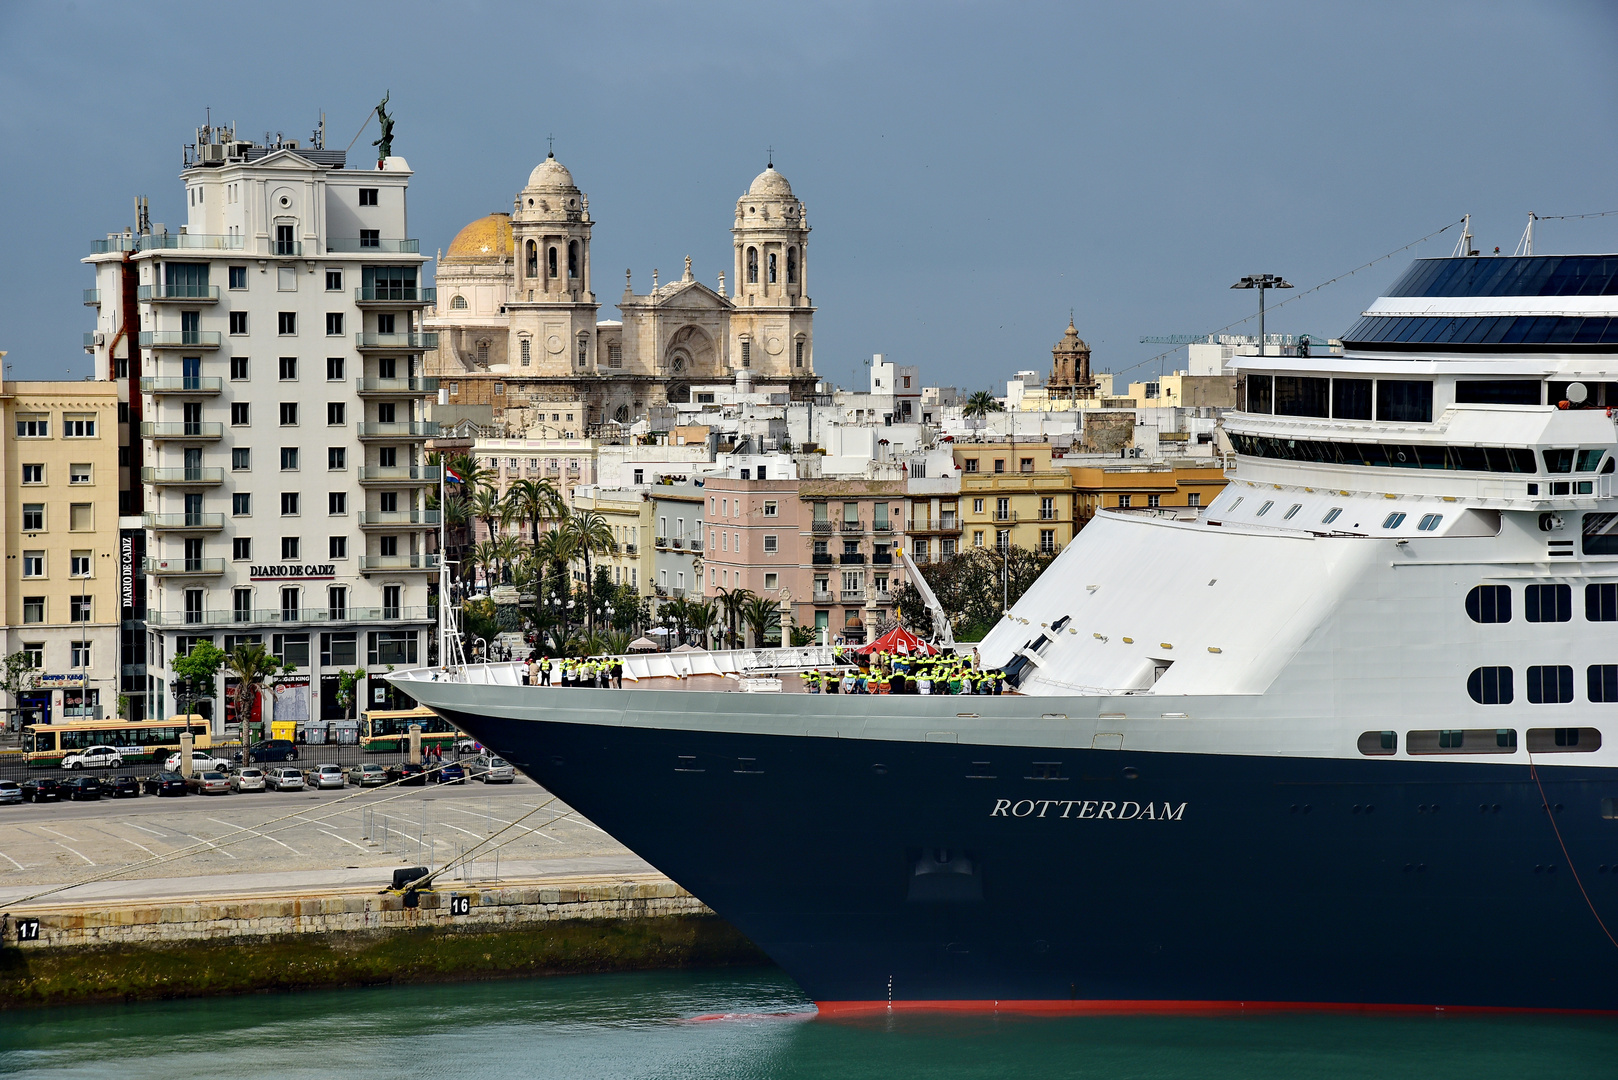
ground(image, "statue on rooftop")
xmin=372 ymin=91 xmax=394 ymax=163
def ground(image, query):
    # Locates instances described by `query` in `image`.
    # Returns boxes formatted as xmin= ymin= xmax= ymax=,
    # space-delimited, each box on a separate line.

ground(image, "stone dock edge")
xmin=0 ymin=876 xmax=771 ymax=1009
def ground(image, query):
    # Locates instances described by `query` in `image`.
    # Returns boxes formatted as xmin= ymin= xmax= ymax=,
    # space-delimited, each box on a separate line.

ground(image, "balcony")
xmin=358 ymin=509 xmax=441 ymax=529
xmin=874 ymin=590 xmax=892 ymax=604
xmin=811 ymin=521 xmax=836 ymax=534
xmin=839 ymin=520 xmax=864 ymax=533
xmin=905 ymin=518 xmax=962 ymax=535
xmin=269 ymin=240 xmax=304 ymax=257
xmin=356 ymin=376 xmax=439 ymax=396
xmin=140 ymin=330 xmax=221 ymax=349
xmin=91 ymin=233 xmax=243 ymax=255
xmin=143 ymin=557 xmax=225 ymax=577
xmin=622 ymin=543 xmax=638 ymax=554
xmin=839 ymin=553 xmax=866 ymax=564
xmin=83 ymin=333 xmax=101 ymax=348
xmin=141 ymin=422 xmax=223 ymax=441
xmin=671 ymin=538 xmax=685 ymax=549
xmin=142 ymin=467 xmax=224 ymax=486
xmin=358 ymin=554 xmax=440 ymax=573
xmin=326 ymin=238 xmax=421 ymax=253
xmin=146 ymin=606 xmax=432 ymax=627
xmin=871 ymin=552 xmax=894 ymax=565
xmin=137 ymin=284 xmax=221 ymax=303
xmin=840 ymin=589 xmax=865 ymax=602
xmin=356 ymin=421 xmax=439 ymax=440
xmin=142 ymin=513 xmax=225 ymax=532
xmin=355 ymin=286 xmax=435 ymax=305
xmin=1039 ymin=508 xmax=1061 ymax=520
xmin=813 ymin=590 xmax=835 ymax=604
xmin=356 ymin=332 xmax=438 ymax=352
xmin=141 ymin=376 xmax=223 ymax=395
xmin=991 ymin=510 xmax=1018 ymax=523
xmin=811 ymin=553 xmax=834 ymax=565
xmin=82 ymin=289 xmax=100 ymax=306
xmin=872 ymin=521 xmax=894 ymax=533
xmin=358 ymin=466 xmax=440 ymax=485
xmin=687 ymin=539 xmax=704 ymax=552
xmin=654 ymin=536 xmax=669 ymax=549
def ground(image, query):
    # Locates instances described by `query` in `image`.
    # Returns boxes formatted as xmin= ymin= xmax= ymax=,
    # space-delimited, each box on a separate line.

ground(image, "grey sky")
xmin=2 ymin=0 xmax=1615 ymax=388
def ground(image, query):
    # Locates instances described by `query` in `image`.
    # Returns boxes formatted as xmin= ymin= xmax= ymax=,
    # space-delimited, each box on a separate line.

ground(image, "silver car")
xmin=229 ymin=767 xmax=266 ymax=793
xmin=348 ymin=763 xmax=388 ymax=787
xmin=0 ymin=779 xmax=21 ymax=805
xmin=265 ymin=767 xmax=305 ymax=791
xmin=306 ymin=764 xmax=345 ymax=790
xmin=469 ymin=754 xmax=516 ymax=783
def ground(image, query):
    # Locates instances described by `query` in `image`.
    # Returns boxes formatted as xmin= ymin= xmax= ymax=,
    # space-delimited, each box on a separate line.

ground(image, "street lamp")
xmin=1230 ymin=274 xmax=1292 ymax=356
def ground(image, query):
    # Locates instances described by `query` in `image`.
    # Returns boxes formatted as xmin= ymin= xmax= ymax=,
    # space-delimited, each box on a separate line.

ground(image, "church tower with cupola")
xmin=729 ymin=162 xmax=814 ymax=378
xmin=507 ymin=152 xmax=599 ymax=377
xmin=1049 ymin=317 xmax=1093 ymax=398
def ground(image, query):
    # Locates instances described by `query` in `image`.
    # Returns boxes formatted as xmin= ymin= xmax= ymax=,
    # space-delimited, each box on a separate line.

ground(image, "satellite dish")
xmin=1567 ymin=382 xmax=1589 ymax=404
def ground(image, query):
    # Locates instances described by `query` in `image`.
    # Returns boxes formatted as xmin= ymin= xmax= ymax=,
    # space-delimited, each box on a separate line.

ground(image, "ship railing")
xmin=392 ymin=645 xmax=846 ymax=688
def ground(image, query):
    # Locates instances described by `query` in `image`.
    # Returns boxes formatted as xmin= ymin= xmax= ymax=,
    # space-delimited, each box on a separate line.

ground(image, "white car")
xmin=62 ymin=745 xmax=124 ymax=770
xmin=165 ymin=750 xmax=232 ymax=773
xmin=305 ymin=764 xmax=345 ymax=790
xmin=0 ymin=779 xmax=21 ymax=805
xmin=348 ymin=763 xmax=388 ymax=787
xmin=229 ymin=767 xmax=266 ymax=793
xmin=469 ymin=754 xmax=515 ymax=783
xmin=265 ymin=767 xmax=305 ymax=791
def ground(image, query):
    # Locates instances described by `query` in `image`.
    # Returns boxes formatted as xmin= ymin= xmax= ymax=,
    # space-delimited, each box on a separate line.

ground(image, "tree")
xmin=742 ymin=595 xmax=781 ymax=648
xmin=335 ymin=667 xmax=368 ymax=720
xmin=789 ymin=625 xmax=819 ymax=647
xmin=0 ymin=649 xmax=38 ymax=712
xmin=172 ymin=640 xmax=227 ymax=717
xmin=893 ymin=545 xmax=1059 ymax=641
xmin=507 ymin=477 xmax=562 ymax=548
xmin=225 ymin=643 xmax=293 ymax=754
xmin=562 ymin=510 xmax=616 ymax=637
xmin=964 ymin=390 xmax=1004 ymax=423
xmin=715 ymin=587 xmax=755 ymax=649
xmin=469 ymin=486 xmax=504 ymax=547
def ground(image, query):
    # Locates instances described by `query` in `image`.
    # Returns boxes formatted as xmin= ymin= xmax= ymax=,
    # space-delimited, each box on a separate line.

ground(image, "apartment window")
xmin=993 ymin=459 xmax=1005 ymax=474
xmin=15 ymin=414 xmax=48 ymax=438
xmin=1525 ymin=583 xmax=1572 ymax=623
xmin=21 ymin=551 xmax=44 ymax=578
xmin=379 ymin=447 xmax=397 ymax=467
xmin=233 ymin=537 xmax=252 ymax=560
xmin=71 ymin=550 xmax=91 ymax=577
xmin=972 ymin=498 xmax=984 ymax=514
xmin=328 ymin=448 xmax=347 ymax=470
xmin=1188 ymin=493 xmax=1201 ymax=508
xmin=329 ymin=536 xmax=347 ymax=559
xmin=319 ymin=271 xmax=340 ymax=294
xmin=231 ymin=402 xmax=250 ymax=425
xmin=232 ymin=493 xmax=252 ymax=516
xmin=913 ymin=538 xmax=930 ymax=558
xmin=1467 ymin=666 xmax=1514 ymax=705
xmin=360 ymin=229 xmax=380 ymax=248
xmin=379 ymin=535 xmax=399 ymax=557
xmin=329 ymin=492 xmax=346 ymax=514
xmin=327 ymin=402 xmax=346 ymax=425
xmin=276 ymin=403 xmax=298 ymax=427
xmin=278 ymin=312 xmax=296 ymax=335
xmin=70 ymin=641 xmax=91 ymax=668
xmin=21 ymin=464 xmax=42 ymax=484
xmin=449 ymin=382 xmax=459 ymax=395
xmin=281 ymin=537 xmax=300 ymax=559
xmin=22 ymin=598 xmax=43 ymax=624
xmin=69 ymin=504 xmax=92 ymax=531
xmin=368 ymin=630 xmax=417 ymax=667
xmin=962 ymin=458 xmax=979 ymax=474
xmin=281 ymin=493 xmax=300 ymax=516
xmin=321 ymin=631 xmax=358 ymax=667
xmin=232 ymin=448 xmax=251 ymax=471
xmin=70 ymin=463 xmax=91 ymax=484
xmin=230 ymin=356 xmax=249 ymax=380
xmin=227 ymin=311 xmax=249 ymax=335
xmin=942 ymin=538 xmax=957 ymax=556
xmin=63 ymin=414 xmax=96 ymax=438
xmin=1040 ymin=530 xmax=1056 ymax=554
xmin=763 ymin=501 xmax=778 ymax=517
xmin=764 ymin=535 xmax=779 ymax=553
xmin=359 ymin=187 xmax=378 ymax=206
xmin=70 ymin=596 xmax=91 ymax=623
xmin=973 ymin=530 xmax=984 ymax=547
xmin=320 ymin=312 xmax=343 ymax=337
xmin=22 ymin=504 xmax=44 ymax=531
xmin=229 ymin=266 xmax=247 ymax=290
xmin=280 ymin=447 xmax=299 ymax=470
xmin=1118 ymin=495 xmax=1132 ymax=509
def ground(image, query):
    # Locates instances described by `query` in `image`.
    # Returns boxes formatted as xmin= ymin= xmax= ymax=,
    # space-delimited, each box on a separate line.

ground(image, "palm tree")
xmin=715 ymin=587 xmax=755 ymax=649
xmin=686 ymin=597 xmax=718 ymax=649
xmin=493 ymin=534 xmax=523 ymax=584
xmin=561 ymin=510 xmax=616 ymax=637
xmin=475 ymin=540 xmax=503 ymax=589
xmin=226 ymin=643 xmax=286 ymax=759
xmin=534 ymin=529 xmax=579 ymax=639
xmin=507 ymin=477 xmax=562 ymax=547
xmin=964 ymin=390 xmax=1004 ymax=422
xmin=469 ymin=487 xmax=503 ymax=546
xmin=742 ymin=595 xmax=780 ymax=648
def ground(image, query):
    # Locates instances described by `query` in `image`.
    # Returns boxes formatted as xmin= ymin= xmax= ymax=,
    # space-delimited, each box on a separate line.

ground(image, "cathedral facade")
xmin=426 ymin=154 xmax=817 ymax=431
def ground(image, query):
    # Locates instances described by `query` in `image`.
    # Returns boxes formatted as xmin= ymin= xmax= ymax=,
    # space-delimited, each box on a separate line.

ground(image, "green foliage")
xmin=964 ymin=390 xmax=1005 ymax=419
xmin=462 ymin=598 xmax=500 ymax=645
xmin=335 ymin=668 xmax=368 ymax=718
xmin=742 ymin=595 xmax=781 ymax=647
xmin=789 ymin=625 xmax=819 ymax=647
xmin=893 ymin=545 xmax=1059 ymax=641
xmin=224 ymin=643 xmax=293 ymax=739
xmin=172 ymin=640 xmax=228 ymax=703
xmin=0 ymin=649 xmax=38 ymax=700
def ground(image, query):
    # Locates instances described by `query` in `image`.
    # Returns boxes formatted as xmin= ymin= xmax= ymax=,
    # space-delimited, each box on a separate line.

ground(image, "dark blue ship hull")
xmin=438 ymin=701 xmax=1618 ymax=1012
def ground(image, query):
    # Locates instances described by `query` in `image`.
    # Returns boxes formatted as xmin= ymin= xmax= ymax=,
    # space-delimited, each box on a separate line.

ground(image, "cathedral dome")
xmin=526 ymin=152 xmax=578 ymax=192
xmin=747 ymin=164 xmax=793 ymax=198
xmin=443 ymin=212 xmax=512 ymax=263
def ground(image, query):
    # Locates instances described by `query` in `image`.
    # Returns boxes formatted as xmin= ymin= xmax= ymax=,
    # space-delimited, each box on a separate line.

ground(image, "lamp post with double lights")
xmin=1230 ymin=274 xmax=1292 ymax=356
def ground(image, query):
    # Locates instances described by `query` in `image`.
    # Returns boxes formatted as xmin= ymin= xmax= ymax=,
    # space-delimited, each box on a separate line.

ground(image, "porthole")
xmin=1382 ymin=512 xmax=1406 ymax=528
xmin=1228 ymin=497 xmax=1244 ymax=510
xmin=279 ymin=195 xmax=291 ymax=207
xmin=1322 ymin=507 xmax=1343 ymax=524
xmin=1418 ymin=514 xmax=1443 ymax=531
xmin=1283 ymin=504 xmax=1301 ymax=520
xmin=1465 ymin=584 xmax=1511 ymax=623
xmin=1257 ymin=500 xmax=1274 ymax=516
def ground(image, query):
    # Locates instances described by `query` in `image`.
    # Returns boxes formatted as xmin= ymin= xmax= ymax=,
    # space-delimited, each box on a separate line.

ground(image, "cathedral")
xmin=426 ymin=153 xmax=817 ymax=431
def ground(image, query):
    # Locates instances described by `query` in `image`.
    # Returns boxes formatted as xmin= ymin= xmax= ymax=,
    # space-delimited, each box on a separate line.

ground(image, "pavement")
xmin=0 ymin=774 xmax=657 ymax=908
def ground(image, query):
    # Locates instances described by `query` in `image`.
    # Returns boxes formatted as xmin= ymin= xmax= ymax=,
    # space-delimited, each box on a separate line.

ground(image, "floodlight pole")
xmin=1230 ymin=274 xmax=1293 ymax=356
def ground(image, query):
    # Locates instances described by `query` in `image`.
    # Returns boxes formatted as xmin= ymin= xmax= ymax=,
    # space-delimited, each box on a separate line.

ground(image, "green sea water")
xmin=1 ymin=969 xmax=1615 ymax=1079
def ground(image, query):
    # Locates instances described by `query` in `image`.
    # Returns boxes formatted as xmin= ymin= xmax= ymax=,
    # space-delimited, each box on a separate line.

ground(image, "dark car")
xmin=235 ymin=740 xmax=299 ymax=763
xmin=142 ymin=771 xmax=188 ymax=797
xmin=435 ymin=761 xmax=468 ymax=785
xmin=64 ymin=776 xmax=103 ymax=801
xmin=385 ymin=762 xmax=427 ymax=786
xmin=99 ymin=774 xmax=142 ymax=798
xmin=20 ymin=777 xmax=65 ymax=802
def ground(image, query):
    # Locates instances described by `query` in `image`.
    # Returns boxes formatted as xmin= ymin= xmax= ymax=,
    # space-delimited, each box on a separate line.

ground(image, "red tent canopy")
xmin=856 ymin=626 xmax=938 ymax=657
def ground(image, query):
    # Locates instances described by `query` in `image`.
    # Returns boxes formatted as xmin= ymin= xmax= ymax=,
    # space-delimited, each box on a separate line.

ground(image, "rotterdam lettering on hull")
xmin=991 ymin=798 xmax=1186 ymax=821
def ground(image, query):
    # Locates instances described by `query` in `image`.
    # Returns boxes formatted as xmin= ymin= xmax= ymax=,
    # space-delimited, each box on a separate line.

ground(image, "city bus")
xmin=24 ymin=716 xmax=212 ymax=769
xmin=359 ymin=706 xmax=464 ymax=755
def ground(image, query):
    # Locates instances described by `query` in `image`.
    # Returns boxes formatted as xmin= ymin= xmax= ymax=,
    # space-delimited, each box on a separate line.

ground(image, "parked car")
xmin=21 ymin=777 xmax=65 ymax=802
xmin=61 ymin=744 xmax=124 ymax=770
xmin=435 ymin=761 xmax=468 ymax=785
xmin=348 ymin=763 xmax=388 ymax=787
xmin=142 ymin=771 xmax=188 ymax=797
xmin=64 ymin=776 xmax=103 ymax=801
xmin=98 ymin=774 xmax=142 ymax=798
xmin=165 ymin=750 xmax=233 ymax=773
xmin=229 ymin=767 xmax=266 ymax=793
xmin=455 ymin=738 xmax=481 ymax=755
xmin=236 ymin=740 xmax=299 ymax=763
xmin=305 ymin=764 xmax=345 ymax=790
xmin=265 ymin=767 xmax=305 ymax=791
xmin=186 ymin=771 xmax=232 ymax=795
xmin=385 ymin=762 xmax=427 ymax=786
xmin=468 ymin=754 xmax=516 ymax=783
xmin=0 ymin=780 xmax=24 ymax=805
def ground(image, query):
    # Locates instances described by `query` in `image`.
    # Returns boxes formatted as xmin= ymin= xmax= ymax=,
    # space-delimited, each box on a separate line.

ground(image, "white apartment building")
xmin=84 ymin=122 xmax=436 ymax=729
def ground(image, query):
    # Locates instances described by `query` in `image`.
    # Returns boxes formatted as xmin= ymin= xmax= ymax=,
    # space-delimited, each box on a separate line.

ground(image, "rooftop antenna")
xmin=767 ymin=145 xmax=774 ymax=167
xmin=547 ymin=133 xmax=555 ymax=156
xmin=1514 ymin=212 xmax=1538 ymax=257
xmin=1450 ymin=213 xmax=1476 ymax=257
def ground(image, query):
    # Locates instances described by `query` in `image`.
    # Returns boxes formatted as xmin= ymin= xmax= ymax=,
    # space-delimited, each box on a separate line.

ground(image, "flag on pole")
xmin=446 ymin=467 xmax=465 ymax=484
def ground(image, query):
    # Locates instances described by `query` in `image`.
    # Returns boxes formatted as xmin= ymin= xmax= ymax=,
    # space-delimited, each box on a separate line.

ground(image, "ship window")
xmin=1382 ymin=512 xmax=1406 ymax=528
xmin=1245 ymin=374 xmax=1273 ymax=413
xmin=1455 ymin=380 xmax=1542 ymax=406
xmin=1526 ymin=665 xmax=1575 ymax=704
xmin=1577 ymin=449 xmax=1606 ymax=472
xmin=1467 ymin=666 xmax=1514 ymax=705
xmin=1257 ymin=501 xmax=1274 ymax=516
xmin=1524 ymin=583 xmax=1572 ymax=622
xmin=1227 ymin=497 xmax=1243 ymax=511
xmin=1465 ymin=585 xmax=1511 ymax=623
xmin=1376 ymin=379 xmax=1433 ymax=422
xmin=1333 ymin=378 xmax=1372 ymax=420
xmin=1589 ymin=666 xmax=1618 ymax=702
xmin=1584 ymin=513 xmax=1618 ymax=556
xmin=1544 ymin=449 xmax=1575 ymax=474
xmin=1322 ymin=507 xmax=1343 ymax=524
xmin=1417 ymin=514 xmax=1443 ymax=531
xmin=1274 ymin=376 xmax=1330 ymax=418
xmin=1527 ymin=727 xmax=1601 ymax=752
xmin=1587 ymin=584 xmax=1618 ymax=621
xmin=1226 ymin=434 xmax=1536 ymax=474
xmin=1357 ymin=731 xmax=1397 ymax=756
xmin=1408 ymin=727 xmax=1517 ymax=754
xmin=1283 ymin=504 xmax=1301 ymax=520
xmin=1605 ymin=799 xmax=1618 ymax=820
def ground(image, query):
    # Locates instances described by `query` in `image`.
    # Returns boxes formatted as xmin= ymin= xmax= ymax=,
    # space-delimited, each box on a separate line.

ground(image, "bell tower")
xmin=729 ymin=160 xmax=813 ymax=378
xmin=508 ymin=151 xmax=598 ymax=376
xmin=1050 ymin=318 xmax=1093 ymax=398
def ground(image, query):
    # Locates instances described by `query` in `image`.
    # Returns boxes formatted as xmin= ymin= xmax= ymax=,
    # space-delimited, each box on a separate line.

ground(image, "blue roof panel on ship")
xmin=1384 ymin=255 xmax=1618 ymax=297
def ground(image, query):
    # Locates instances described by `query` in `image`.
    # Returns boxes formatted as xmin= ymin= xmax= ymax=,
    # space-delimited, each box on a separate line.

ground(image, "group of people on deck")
xmin=522 ymin=655 xmax=624 ymax=689
xmin=801 ymin=651 xmax=1007 ymax=695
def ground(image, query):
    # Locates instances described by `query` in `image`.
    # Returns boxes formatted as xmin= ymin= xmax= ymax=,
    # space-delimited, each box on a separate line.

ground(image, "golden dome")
xmin=442 ymin=212 xmax=512 ymax=263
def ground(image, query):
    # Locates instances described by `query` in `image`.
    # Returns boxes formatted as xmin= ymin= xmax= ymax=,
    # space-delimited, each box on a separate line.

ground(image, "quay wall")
xmin=0 ymin=879 xmax=769 ymax=1008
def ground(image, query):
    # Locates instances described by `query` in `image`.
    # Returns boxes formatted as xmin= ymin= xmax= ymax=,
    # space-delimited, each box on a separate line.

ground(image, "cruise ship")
xmin=395 ymin=251 xmax=1618 ymax=1013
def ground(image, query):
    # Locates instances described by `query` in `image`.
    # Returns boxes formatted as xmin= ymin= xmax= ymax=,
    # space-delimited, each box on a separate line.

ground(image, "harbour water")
xmin=2 ymin=970 xmax=1616 ymax=1079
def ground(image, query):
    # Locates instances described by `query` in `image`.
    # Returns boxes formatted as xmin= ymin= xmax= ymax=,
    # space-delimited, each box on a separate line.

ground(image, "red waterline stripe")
xmin=814 ymin=999 xmax=1618 ymax=1018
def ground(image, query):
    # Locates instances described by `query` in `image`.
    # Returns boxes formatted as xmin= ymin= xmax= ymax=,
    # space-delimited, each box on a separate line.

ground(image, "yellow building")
xmin=0 ymin=379 xmax=121 ymax=725
xmin=1067 ymin=459 xmax=1229 ymax=526
xmin=952 ymin=443 xmax=1075 ymax=556
xmin=569 ymin=485 xmax=653 ymax=598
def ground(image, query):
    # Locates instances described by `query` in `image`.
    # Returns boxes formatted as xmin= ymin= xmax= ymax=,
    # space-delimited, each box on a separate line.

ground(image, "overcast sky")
xmin=2 ymin=0 xmax=1615 ymax=388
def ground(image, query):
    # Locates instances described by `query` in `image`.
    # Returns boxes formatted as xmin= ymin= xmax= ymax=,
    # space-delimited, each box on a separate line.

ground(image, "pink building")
xmin=701 ymin=477 xmax=805 ymax=644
